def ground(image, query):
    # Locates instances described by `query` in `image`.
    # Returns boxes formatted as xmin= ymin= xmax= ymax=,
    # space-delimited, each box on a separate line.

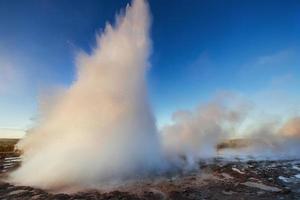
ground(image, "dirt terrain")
xmin=1 ymin=156 xmax=300 ymax=200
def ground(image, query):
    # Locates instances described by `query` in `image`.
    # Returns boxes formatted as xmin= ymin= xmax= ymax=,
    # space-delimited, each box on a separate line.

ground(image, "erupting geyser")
xmin=10 ymin=0 xmax=164 ymax=190
xmin=8 ymin=0 xmax=300 ymax=193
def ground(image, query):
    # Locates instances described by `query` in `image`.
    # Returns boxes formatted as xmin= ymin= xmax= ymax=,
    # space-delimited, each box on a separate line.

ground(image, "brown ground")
xmin=1 ymin=156 xmax=300 ymax=200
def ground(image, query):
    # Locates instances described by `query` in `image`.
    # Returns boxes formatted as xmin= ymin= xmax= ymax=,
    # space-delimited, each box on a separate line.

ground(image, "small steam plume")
xmin=280 ymin=117 xmax=300 ymax=138
xmin=230 ymin=118 xmax=300 ymax=159
xmin=161 ymin=94 xmax=250 ymax=166
xmin=10 ymin=0 xmax=164 ymax=190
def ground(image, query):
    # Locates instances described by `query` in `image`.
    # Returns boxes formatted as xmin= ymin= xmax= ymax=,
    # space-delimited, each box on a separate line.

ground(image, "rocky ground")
xmin=0 ymin=156 xmax=300 ymax=200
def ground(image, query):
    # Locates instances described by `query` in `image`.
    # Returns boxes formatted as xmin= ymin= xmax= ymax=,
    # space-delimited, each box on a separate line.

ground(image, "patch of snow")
xmin=278 ymin=176 xmax=290 ymax=183
xmin=292 ymin=166 xmax=300 ymax=171
xmin=3 ymin=163 xmax=14 ymax=166
xmin=241 ymin=181 xmax=282 ymax=192
xmin=232 ymin=167 xmax=245 ymax=174
xmin=8 ymin=190 xmax=27 ymax=195
xmin=222 ymin=190 xmax=234 ymax=195
xmin=4 ymin=157 xmax=19 ymax=160
xmin=221 ymin=173 xmax=233 ymax=179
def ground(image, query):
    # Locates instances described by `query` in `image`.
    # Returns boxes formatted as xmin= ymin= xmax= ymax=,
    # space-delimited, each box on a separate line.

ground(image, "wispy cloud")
xmin=256 ymin=49 xmax=294 ymax=66
xmin=0 ymin=60 xmax=16 ymax=94
xmin=0 ymin=55 xmax=24 ymax=96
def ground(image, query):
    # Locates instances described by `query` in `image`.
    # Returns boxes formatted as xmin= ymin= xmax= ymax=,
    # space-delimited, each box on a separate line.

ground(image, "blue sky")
xmin=0 ymin=0 xmax=300 ymax=137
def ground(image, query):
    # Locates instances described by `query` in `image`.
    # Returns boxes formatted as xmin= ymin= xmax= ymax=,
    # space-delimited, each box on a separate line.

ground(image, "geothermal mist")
xmin=11 ymin=0 xmax=163 ymax=190
xmin=161 ymin=94 xmax=251 ymax=165
xmin=162 ymin=94 xmax=300 ymax=162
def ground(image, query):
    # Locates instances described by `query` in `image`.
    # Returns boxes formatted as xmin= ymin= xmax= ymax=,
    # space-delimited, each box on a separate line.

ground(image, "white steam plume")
xmin=161 ymin=94 xmax=250 ymax=166
xmin=10 ymin=0 xmax=164 ymax=190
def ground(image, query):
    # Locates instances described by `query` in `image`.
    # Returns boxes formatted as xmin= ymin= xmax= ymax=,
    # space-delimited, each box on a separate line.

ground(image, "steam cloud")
xmin=10 ymin=0 xmax=164 ymax=190
xmin=162 ymin=94 xmax=300 ymax=162
xmin=161 ymin=94 xmax=249 ymax=166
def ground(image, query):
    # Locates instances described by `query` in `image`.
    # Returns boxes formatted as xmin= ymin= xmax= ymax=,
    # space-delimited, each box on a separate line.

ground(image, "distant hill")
xmin=0 ymin=139 xmax=19 ymax=153
xmin=216 ymin=138 xmax=255 ymax=151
